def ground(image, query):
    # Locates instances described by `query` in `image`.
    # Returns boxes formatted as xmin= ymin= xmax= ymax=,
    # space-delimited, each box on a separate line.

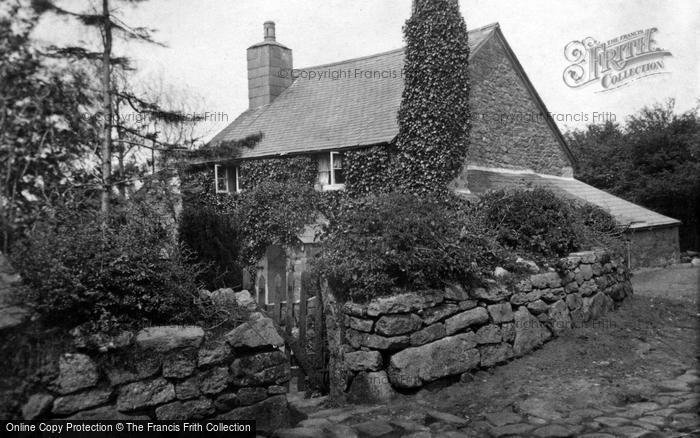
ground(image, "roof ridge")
xmin=297 ymin=22 xmax=500 ymax=72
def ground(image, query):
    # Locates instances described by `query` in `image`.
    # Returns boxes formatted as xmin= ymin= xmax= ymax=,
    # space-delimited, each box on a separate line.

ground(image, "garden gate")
xmin=255 ymin=271 xmax=328 ymax=393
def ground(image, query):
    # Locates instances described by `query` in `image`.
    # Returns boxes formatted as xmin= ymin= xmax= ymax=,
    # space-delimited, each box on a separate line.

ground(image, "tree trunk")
xmin=100 ymin=0 xmax=113 ymax=218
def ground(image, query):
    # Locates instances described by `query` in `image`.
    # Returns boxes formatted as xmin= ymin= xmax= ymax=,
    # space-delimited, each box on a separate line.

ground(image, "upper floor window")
xmin=214 ymin=164 xmax=240 ymax=194
xmin=317 ymin=151 xmax=345 ymax=190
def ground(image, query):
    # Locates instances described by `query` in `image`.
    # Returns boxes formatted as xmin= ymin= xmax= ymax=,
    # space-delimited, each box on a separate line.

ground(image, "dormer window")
xmin=317 ymin=151 xmax=346 ymax=190
xmin=214 ymin=165 xmax=241 ymax=194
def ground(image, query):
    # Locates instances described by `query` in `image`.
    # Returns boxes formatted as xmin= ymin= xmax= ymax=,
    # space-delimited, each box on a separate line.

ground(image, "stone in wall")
xmin=421 ymin=303 xmax=460 ymax=325
xmin=367 ymin=290 xmax=443 ymax=316
xmin=530 ymin=272 xmax=562 ymax=289
xmin=117 ymin=378 xmax=175 ymax=412
xmin=387 ymin=332 xmax=480 ymax=388
xmin=346 ymin=315 xmax=374 ymax=332
xmin=237 ymin=387 xmax=268 ymax=406
xmin=375 ymin=313 xmax=423 ymax=336
xmin=231 ymin=351 xmax=290 ymax=387
xmin=470 ymin=282 xmax=513 ymax=302
xmin=51 ymin=354 xmax=99 ymax=395
xmin=162 ymin=350 xmax=197 ymax=378
xmin=197 ymin=341 xmax=231 ymax=367
xmin=135 ymin=326 xmax=204 ymax=352
xmin=225 ymin=317 xmax=283 ymax=348
xmin=22 ymin=394 xmax=54 ymax=420
xmin=444 ymin=283 xmax=470 ymax=301
xmin=345 ymin=329 xmax=410 ymax=351
xmin=410 ymin=323 xmax=446 ymax=346
xmin=155 ymin=398 xmax=215 ymax=420
xmin=53 ymin=388 xmax=112 ymax=416
xmin=445 ymin=307 xmax=489 ymax=335
xmin=582 ymin=292 xmax=614 ymax=321
xmin=344 ymin=350 xmax=382 ymax=372
xmin=199 ymin=367 xmax=230 ymax=395
xmin=347 ymin=370 xmax=397 ymax=404
xmin=487 ymin=303 xmax=513 ymax=323
xmin=106 ymin=354 xmax=161 ymax=386
xmin=547 ymin=300 xmax=572 ymax=335
xmin=479 ymin=343 xmax=514 ymax=367
xmin=475 ymin=324 xmax=502 ymax=344
xmin=512 ymin=308 xmax=551 ymax=357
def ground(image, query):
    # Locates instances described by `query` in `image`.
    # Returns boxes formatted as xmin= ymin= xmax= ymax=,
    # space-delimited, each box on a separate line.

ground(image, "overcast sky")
xmin=31 ymin=0 xmax=699 ymax=141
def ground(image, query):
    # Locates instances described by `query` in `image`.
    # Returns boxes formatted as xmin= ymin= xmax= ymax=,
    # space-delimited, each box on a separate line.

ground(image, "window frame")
xmin=214 ymin=164 xmax=242 ymax=194
xmin=214 ymin=164 xmax=229 ymax=194
xmin=320 ymin=151 xmax=346 ymax=191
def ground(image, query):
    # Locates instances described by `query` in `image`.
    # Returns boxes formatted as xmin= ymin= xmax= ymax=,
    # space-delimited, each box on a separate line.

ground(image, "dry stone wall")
xmin=336 ymin=250 xmax=632 ymax=402
xmin=21 ymin=314 xmax=291 ymax=433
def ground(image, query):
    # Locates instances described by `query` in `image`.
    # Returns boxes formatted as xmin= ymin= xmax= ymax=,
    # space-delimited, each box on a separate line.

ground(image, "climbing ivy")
xmin=343 ymin=146 xmax=395 ymax=196
xmin=395 ymin=0 xmax=471 ymax=195
xmin=239 ymin=156 xmax=317 ymax=190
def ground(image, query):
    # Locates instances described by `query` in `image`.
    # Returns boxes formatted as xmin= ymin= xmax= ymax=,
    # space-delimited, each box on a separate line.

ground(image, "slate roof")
xmin=466 ymin=168 xmax=680 ymax=229
xmin=209 ymin=23 xmax=500 ymax=159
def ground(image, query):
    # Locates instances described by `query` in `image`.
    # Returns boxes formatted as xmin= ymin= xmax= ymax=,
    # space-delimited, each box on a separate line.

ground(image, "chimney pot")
xmin=264 ymin=21 xmax=276 ymax=41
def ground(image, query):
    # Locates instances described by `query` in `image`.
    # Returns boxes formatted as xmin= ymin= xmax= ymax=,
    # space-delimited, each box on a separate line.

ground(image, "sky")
xmin=30 ymin=0 xmax=700 ymax=142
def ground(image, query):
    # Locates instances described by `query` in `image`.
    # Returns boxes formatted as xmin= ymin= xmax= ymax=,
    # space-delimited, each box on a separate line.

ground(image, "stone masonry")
xmin=21 ymin=316 xmax=291 ymax=433
xmin=336 ymin=250 xmax=632 ymax=401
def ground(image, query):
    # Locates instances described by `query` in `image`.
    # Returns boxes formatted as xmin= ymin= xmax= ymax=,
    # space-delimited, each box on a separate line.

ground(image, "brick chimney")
xmin=247 ymin=21 xmax=293 ymax=109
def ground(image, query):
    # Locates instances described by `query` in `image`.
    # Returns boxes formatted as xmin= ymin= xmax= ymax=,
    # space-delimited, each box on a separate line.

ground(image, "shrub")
xmin=236 ymin=180 xmax=320 ymax=270
xmin=478 ymin=188 xmax=582 ymax=259
xmin=573 ymin=202 xmax=627 ymax=256
xmin=179 ymin=207 xmax=243 ymax=290
xmin=314 ymin=192 xmax=506 ymax=302
xmin=12 ymin=201 xmax=204 ymax=331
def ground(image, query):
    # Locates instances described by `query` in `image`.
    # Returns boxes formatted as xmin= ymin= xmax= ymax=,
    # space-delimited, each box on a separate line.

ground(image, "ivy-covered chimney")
xmin=247 ymin=21 xmax=293 ymax=109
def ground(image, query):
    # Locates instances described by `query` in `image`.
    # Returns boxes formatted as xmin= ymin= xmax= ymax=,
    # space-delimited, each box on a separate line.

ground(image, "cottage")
xmin=208 ymin=21 xmax=680 ymax=303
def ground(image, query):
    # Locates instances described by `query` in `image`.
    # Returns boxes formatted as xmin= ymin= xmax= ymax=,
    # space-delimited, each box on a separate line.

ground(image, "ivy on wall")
xmin=395 ymin=0 xmax=471 ymax=195
xmin=239 ymin=156 xmax=317 ymax=190
xmin=343 ymin=146 xmax=395 ymax=196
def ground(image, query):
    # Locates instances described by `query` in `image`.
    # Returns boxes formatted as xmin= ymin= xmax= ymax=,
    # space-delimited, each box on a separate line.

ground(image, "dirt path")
xmin=284 ymin=267 xmax=699 ymax=438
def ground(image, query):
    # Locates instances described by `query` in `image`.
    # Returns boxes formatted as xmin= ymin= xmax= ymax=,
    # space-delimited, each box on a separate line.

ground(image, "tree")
xmin=567 ymin=100 xmax=700 ymax=250
xmin=395 ymin=0 xmax=471 ymax=195
xmin=0 ymin=7 xmax=98 ymax=252
xmin=31 ymin=0 xmax=193 ymax=218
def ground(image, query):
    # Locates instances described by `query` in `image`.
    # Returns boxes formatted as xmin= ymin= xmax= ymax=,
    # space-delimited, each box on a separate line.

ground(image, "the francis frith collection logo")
xmin=563 ymin=27 xmax=672 ymax=92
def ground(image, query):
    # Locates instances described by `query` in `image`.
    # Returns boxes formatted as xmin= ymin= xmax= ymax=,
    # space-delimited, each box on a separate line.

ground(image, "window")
xmin=215 ymin=164 xmax=229 ymax=193
xmin=317 ymin=151 xmax=345 ymax=190
xmin=331 ymin=151 xmax=345 ymax=184
xmin=214 ymin=165 xmax=241 ymax=194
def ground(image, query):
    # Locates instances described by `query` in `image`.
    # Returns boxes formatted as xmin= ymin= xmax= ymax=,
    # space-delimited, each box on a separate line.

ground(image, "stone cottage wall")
xmin=455 ymin=33 xmax=573 ymax=182
xmin=628 ymin=226 xmax=680 ymax=269
xmin=333 ymin=250 xmax=632 ymax=402
xmin=21 ymin=315 xmax=291 ymax=433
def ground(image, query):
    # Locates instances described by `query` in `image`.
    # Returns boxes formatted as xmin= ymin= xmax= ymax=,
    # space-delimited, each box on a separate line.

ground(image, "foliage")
xmin=567 ymin=100 xmax=700 ymax=250
xmin=395 ymin=0 xmax=471 ymax=195
xmin=11 ymin=200 xmax=204 ymax=331
xmin=0 ymin=11 xmax=98 ymax=251
xmin=236 ymin=180 xmax=320 ymax=270
xmin=478 ymin=188 xmax=626 ymax=261
xmin=239 ymin=155 xmax=317 ymax=190
xmin=179 ymin=207 xmax=243 ymax=290
xmin=314 ymin=192 xmax=506 ymax=302
xmin=573 ymin=202 xmax=627 ymax=256
xmin=343 ymin=146 xmax=395 ymax=196
xmin=182 ymin=133 xmax=264 ymax=168
xmin=478 ymin=188 xmax=583 ymax=259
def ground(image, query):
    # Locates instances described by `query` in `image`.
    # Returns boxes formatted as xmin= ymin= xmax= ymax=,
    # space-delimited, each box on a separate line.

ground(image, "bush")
xmin=478 ymin=188 xmax=582 ymax=259
xmin=179 ymin=207 xmax=243 ymax=290
xmin=314 ymin=192 xmax=506 ymax=302
xmin=12 ymin=201 xmax=204 ymax=331
xmin=573 ymin=202 xmax=627 ymax=256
